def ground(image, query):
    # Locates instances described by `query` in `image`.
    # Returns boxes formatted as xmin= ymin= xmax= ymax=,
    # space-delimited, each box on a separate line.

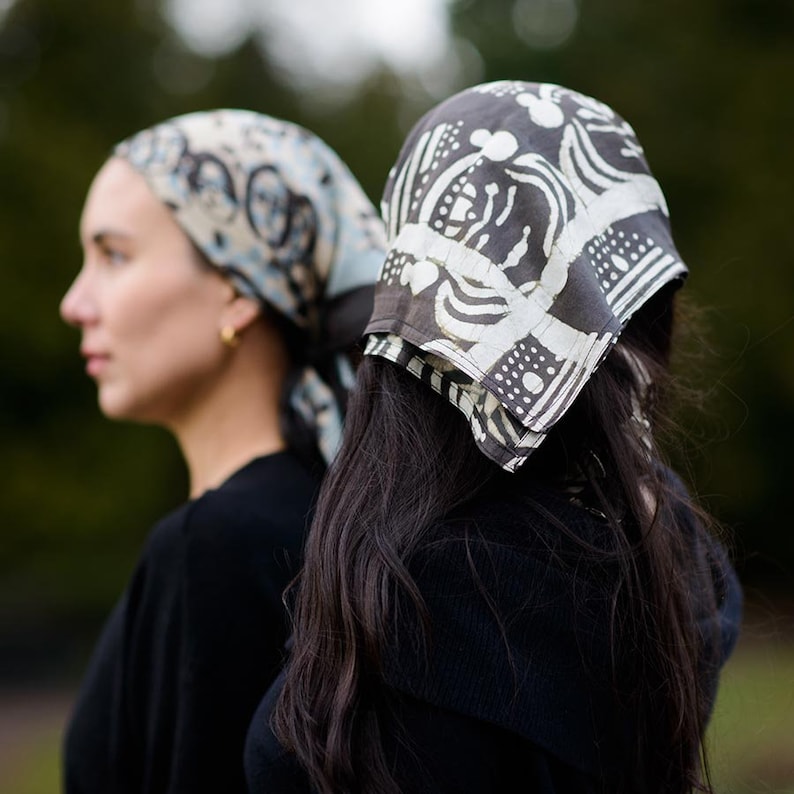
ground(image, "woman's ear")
xmin=222 ymin=294 xmax=262 ymax=334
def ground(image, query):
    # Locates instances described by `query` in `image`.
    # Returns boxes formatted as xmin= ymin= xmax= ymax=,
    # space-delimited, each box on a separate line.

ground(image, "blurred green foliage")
xmin=1 ymin=0 xmax=792 ymax=678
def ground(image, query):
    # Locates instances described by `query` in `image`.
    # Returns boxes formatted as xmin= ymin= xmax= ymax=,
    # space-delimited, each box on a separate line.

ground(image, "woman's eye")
xmin=100 ymin=247 xmax=128 ymax=266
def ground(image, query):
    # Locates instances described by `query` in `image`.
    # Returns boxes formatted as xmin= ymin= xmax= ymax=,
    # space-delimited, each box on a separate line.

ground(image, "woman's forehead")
xmin=80 ymin=158 xmax=180 ymax=245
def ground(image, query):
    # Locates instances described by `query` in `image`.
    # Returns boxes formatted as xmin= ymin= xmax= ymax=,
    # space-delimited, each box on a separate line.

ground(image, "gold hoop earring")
xmin=220 ymin=325 xmax=239 ymax=348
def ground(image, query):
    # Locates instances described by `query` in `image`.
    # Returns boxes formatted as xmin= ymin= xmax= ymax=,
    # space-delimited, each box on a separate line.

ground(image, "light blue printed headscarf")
xmin=365 ymin=81 xmax=688 ymax=472
xmin=115 ymin=109 xmax=387 ymax=463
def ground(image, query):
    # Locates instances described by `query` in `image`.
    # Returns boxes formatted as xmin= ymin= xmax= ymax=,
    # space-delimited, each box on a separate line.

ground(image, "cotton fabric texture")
xmin=116 ymin=110 xmax=387 ymax=463
xmin=365 ymin=81 xmax=688 ymax=471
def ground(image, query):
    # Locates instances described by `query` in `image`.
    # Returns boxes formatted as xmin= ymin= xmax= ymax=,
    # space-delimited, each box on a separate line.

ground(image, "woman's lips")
xmin=82 ymin=351 xmax=109 ymax=377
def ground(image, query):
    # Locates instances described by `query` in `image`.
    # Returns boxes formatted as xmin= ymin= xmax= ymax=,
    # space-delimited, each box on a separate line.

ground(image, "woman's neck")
xmin=171 ymin=381 xmax=287 ymax=499
xmin=181 ymin=427 xmax=286 ymax=499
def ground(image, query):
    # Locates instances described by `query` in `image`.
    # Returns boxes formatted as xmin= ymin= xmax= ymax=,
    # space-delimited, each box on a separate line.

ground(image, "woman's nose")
xmin=60 ymin=268 xmax=97 ymax=328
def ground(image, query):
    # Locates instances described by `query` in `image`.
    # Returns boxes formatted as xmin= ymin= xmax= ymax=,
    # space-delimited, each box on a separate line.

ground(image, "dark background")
xmin=2 ymin=0 xmax=792 ymax=686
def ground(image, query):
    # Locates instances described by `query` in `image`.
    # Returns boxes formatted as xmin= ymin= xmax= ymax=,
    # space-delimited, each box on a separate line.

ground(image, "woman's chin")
xmin=97 ymin=389 xmax=140 ymax=423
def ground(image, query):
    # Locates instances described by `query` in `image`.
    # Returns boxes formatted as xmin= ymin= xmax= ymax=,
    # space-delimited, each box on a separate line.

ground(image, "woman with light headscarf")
xmin=245 ymin=82 xmax=743 ymax=793
xmin=59 ymin=109 xmax=385 ymax=793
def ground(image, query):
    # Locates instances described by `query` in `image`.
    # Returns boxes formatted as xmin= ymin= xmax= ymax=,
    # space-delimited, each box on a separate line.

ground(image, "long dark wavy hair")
xmin=272 ymin=284 xmax=723 ymax=793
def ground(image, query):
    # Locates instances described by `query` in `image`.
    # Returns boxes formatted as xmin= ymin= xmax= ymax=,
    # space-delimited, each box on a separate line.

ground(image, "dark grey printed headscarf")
xmin=115 ymin=109 xmax=387 ymax=463
xmin=364 ymin=81 xmax=688 ymax=472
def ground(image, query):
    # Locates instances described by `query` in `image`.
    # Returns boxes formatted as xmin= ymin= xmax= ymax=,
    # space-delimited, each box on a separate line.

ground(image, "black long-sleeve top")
xmin=244 ymin=467 xmax=743 ymax=793
xmin=64 ymin=451 xmax=319 ymax=794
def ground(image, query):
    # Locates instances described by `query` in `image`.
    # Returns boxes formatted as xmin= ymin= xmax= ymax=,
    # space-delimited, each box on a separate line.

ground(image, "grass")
xmin=0 ymin=719 xmax=63 ymax=794
xmin=708 ymin=636 xmax=794 ymax=793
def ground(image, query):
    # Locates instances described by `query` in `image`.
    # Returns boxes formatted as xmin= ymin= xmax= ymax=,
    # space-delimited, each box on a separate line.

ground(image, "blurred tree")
xmin=1 ymin=0 xmax=792 ymax=680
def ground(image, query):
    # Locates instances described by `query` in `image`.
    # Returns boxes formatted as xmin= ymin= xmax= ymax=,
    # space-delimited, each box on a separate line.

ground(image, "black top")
xmin=244 ymin=468 xmax=743 ymax=793
xmin=63 ymin=451 xmax=320 ymax=794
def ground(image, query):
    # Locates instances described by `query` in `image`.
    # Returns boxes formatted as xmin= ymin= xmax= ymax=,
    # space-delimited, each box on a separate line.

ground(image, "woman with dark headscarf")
xmin=59 ymin=109 xmax=385 ymax=793
xmin=244 ymin=82 xmax=743 ymax=793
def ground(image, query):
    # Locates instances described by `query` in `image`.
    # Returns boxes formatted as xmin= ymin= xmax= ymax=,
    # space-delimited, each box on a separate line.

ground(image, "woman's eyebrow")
xmin=91 ymin=229 xmax=133 ymax=246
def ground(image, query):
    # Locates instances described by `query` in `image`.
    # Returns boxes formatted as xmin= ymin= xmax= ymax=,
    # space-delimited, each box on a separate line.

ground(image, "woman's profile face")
xmin=60 ymin=157 xmax=235 ymax=428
